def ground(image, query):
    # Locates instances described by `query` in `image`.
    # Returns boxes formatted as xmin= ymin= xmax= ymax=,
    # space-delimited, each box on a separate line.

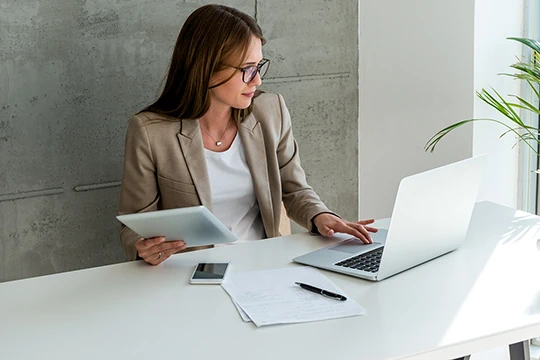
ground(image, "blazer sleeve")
xmin=276 ymin=94 xmax=339 ymax=233
xmin=118 ymin=115 xmax=160 ymax=261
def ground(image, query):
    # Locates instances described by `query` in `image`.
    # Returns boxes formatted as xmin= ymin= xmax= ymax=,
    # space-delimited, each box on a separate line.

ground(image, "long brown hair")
xmin=143 ymin=5 xmax=265 ymax=123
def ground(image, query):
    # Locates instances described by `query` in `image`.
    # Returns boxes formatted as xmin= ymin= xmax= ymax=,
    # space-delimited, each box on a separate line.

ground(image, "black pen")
xmin=295 ymin=282 xmax=347 ymax=301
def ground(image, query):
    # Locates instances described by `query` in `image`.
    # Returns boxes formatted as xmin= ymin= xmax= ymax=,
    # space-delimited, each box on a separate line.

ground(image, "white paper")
xmin=232 ymin=298 xmax=251 ymax=322
xmin=222 ymin=282 xmax=252 ymax=322
xmin=221 ymin=267 xmax=366 ymax=327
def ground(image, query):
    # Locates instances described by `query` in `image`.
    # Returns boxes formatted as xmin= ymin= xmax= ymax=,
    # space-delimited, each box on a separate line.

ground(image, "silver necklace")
xmin=200 ymin=118 xmax=232 ymax=146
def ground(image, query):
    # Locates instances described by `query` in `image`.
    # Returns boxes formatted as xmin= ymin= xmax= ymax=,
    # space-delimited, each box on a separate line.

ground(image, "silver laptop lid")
xmin=376 ymin=155 xmax=486 ymax=280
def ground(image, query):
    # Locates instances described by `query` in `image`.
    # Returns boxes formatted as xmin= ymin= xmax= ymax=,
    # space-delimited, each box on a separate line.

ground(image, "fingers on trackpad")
xmin=329 ymin=239 xmax=382 ymax=254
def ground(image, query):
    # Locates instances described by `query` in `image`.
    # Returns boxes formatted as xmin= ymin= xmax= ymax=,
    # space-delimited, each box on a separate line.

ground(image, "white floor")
xmin=470 ymin=343 xmax=540 ymax=360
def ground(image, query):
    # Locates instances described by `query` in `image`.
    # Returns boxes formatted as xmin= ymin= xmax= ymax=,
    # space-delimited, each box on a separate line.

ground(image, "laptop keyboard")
xmin=335 ymin=247 xmax=384 ymax=273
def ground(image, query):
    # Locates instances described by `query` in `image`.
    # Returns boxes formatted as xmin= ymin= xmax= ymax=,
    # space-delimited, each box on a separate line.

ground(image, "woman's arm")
xmin=118 ymin=115 xmax=160 ymax=260
xmin=275 ymin=94 xmax=376 ymax=243
xmin=275 ymin=94 xmax=336 ymax=233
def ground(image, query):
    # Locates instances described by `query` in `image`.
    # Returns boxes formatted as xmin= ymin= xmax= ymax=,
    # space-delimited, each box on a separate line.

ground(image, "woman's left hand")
xmin=312 ymin=213 xmax=378 ymax=244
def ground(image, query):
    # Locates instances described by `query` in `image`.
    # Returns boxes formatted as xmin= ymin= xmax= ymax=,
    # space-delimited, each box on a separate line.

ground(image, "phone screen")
xmin=192 ymin=263 xmax=229 ymax=279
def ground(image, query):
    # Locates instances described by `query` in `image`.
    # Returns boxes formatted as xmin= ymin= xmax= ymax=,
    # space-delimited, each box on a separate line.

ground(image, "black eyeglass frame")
xmin=231 ymin=58 xmax=270 ymax=84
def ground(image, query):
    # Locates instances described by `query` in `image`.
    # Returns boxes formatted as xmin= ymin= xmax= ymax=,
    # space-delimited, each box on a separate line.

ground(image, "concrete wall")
xmin=0 ymin=1 xmax=359 ymax=282
xmin=358 ymin=0 xmax=475 ymax=219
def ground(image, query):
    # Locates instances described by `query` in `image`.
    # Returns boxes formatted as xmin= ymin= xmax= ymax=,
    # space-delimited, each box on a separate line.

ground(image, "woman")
xmin=118 ymin=4 xmax=377 ymax=265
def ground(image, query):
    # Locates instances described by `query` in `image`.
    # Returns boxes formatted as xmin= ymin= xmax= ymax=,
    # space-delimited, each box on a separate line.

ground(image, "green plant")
xmin=425 ymin=37 xmax=540 ymax=156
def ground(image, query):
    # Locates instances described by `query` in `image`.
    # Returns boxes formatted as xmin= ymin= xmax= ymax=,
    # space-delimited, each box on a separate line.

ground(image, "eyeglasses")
xmin=232 ymin=58 xmax=270 ymax=84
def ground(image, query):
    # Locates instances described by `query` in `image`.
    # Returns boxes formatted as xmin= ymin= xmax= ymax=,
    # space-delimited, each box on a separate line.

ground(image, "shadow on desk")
xmin=357 ymin=202 xmax=540 ymax=357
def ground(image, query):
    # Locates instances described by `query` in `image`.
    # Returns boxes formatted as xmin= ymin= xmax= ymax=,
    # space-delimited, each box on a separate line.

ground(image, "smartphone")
xmin=189 ymin=262 xmax=230 ymax=284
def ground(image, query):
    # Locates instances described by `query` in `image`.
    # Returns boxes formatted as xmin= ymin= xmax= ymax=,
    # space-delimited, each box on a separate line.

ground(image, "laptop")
xmin=293 ymin=155 xmax=486 ymax=281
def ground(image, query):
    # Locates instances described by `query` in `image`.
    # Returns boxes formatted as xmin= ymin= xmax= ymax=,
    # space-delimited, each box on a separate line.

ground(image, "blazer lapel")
xmin=238 ymin=113 xmax=275 ymax=236
xmin=177 ymin=119 xmax=213 ymax=212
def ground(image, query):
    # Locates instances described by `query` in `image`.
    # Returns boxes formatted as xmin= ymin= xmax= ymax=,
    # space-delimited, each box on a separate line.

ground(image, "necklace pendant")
xmin=216 ymin=141 xmax=222 ymax=146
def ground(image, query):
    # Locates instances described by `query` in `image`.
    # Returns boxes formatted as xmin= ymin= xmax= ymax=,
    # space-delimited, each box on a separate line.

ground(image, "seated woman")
xmin=118 ymin=4 xmax=377 ymax=265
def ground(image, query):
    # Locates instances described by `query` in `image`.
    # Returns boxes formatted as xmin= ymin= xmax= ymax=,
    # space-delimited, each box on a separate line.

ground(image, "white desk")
xmin=2 ymin=201 xmax=540 ymax=360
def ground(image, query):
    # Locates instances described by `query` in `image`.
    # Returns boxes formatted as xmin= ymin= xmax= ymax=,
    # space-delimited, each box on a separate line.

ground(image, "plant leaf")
xmin=424 ymin=119 xmax=477 ymax=153
xmin=527 ymin=79 xmax=540 ymax=100
xmin=510 ymin=63 xmax=540 ymax=81
xmin=508 ymin=96 xmax=540 ymax=115
xmin=426 ymin=38 xmax=540 ymax=157
xmin=491 ymin=88 xmax=525 ymax=126
xmin=508 ymin=37 xmax=540 ymax=54
xmin=425 ymin=117 xmax=540 ymax=157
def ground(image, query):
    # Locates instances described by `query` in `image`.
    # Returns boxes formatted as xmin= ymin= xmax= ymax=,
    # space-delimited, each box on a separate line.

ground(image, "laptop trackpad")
xmin=329 ymin=238 xmax=381 ymax=254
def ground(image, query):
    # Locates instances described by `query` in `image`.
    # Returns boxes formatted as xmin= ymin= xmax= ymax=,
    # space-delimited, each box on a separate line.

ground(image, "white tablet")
xmin=116 ymin=206 xmax=237 ymax=247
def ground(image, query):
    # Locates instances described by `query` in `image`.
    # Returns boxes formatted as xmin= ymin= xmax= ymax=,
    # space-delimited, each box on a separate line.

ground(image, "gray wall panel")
xmin=259 ymin=0 xmax=357 ymax=77
xmin=261 ymin=76 xmax=358 ymax=225
xmin=1 ymin=189 xmax=124 ymax=282
xmin=1 ymin=0 xmax=358 ymax=282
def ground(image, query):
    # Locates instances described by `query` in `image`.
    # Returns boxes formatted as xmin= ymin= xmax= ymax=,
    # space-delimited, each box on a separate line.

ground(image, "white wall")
xmin=358 ymin=0 xmax=527 ymax=219
xmin=358 ymin=0 xmax=474 ymax=219
xmin=473 ymin=0 xmax=524 ymax=209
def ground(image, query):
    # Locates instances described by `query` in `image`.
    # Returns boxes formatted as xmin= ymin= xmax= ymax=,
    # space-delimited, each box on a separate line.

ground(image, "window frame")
xmin=518 ymin=0 xmax=540 ymax=214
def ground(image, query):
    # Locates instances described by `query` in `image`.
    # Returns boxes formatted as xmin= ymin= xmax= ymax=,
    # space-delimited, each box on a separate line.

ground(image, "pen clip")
xmin=321 ymin=290 xmax=343 ymax=300
xmin=321 ymin=290 xmax=341 ymax=300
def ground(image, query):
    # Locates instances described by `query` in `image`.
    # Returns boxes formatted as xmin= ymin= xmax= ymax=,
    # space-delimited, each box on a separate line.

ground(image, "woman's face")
xmin=209 ymin=35 xmax=263 ymax=110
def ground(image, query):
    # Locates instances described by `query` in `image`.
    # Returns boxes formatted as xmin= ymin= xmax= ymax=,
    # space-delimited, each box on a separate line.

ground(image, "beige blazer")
xmin=118 ymin=93 xmax=332 ymax=260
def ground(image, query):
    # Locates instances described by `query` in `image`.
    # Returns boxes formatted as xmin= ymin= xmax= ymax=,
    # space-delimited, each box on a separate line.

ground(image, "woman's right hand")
xmin=135 ymin=237 xmax=187 ymax=265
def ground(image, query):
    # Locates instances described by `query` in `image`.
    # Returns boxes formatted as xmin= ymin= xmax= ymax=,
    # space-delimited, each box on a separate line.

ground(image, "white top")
xmin=204 ymin=133 xmax=266 ymax=241
xmin=2 ymin=202 xmax=540 ymax=360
